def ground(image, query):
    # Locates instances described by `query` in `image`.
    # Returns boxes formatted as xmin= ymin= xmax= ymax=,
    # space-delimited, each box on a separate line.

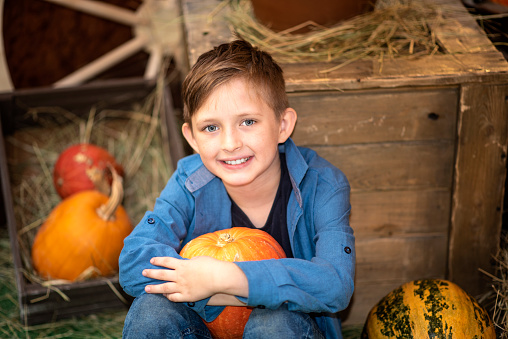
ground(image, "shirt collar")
xmin=280 ymin=138 xmax=306 ymax=207
xmin=280 ymin=137 xmax=308 ymax=188
xmin=185 ymin=162 xmax=216 ymax=192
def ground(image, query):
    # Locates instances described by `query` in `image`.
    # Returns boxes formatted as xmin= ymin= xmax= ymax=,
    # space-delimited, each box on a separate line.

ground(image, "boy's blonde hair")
xmin=182 ymin=39 xmax=289 ymax=124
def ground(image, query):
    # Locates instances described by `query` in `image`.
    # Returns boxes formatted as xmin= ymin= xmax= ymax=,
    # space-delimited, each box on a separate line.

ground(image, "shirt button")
xmin=344 ymin=246 xmax=352 ymax=254
xmin=147 ymin=218 xmax=155 ymax=224
xmin=187 ymin=302 xmax=195 ymax=307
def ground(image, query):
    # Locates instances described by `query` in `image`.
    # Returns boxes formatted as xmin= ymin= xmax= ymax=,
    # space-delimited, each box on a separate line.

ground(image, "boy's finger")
xmin=150 ymin=256 xmax=181 ymax=268
xmin=142 ymin=268 xmax=176 ymax=281
xmin=145 ymin=282 xmax=177 ymax=294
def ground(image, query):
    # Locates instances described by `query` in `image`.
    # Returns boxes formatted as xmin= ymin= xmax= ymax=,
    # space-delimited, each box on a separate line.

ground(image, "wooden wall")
xmin=290 ymin=86 xmax=458 ymax=322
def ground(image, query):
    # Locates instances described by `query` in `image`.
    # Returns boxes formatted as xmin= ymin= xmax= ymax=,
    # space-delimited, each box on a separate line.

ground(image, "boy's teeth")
xmin=225 ymin=157 xmax=249 ymax=165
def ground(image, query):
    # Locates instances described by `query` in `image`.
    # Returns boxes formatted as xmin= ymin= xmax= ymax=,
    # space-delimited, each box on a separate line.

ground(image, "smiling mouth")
xmin=223 ymin=157 xmax=250 ymax=165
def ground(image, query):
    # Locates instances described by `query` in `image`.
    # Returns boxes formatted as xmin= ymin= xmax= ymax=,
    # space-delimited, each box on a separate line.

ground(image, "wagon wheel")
xmin=1 ymin=0 xmax=186 ymax=90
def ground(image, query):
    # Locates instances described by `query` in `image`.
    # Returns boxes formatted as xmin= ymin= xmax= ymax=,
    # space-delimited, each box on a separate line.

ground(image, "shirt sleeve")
xmin=118 ymin=171 xmax=225 ymax=322
xmin=235 ymin=184 xmax=355 ymax=314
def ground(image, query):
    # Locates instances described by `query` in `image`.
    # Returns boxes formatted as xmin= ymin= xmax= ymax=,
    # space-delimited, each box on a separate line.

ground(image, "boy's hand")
xmin=142 ymin=256 xmax=248 ymax=303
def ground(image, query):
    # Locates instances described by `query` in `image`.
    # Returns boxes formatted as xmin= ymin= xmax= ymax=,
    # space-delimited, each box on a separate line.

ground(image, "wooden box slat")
xmin=355 ymin=236 xmax=449 ymax=281
xmin=314 ymin=142 xmax=455 ymax=191
xmin=449 ymin=83 xmax=508 ymax=299
xmin=350 ymin=189 xmax=451 ymax=238
xmin=290 ymin=88 xmax=458 ymax=145
xmin=350 ymin=235 xmax=449 ymax=320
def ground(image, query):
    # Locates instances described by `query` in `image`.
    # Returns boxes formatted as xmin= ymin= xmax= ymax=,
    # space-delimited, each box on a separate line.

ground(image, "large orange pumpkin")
xmin=32 ymin=169 xmax=132 ymax=281
xmin=53 ymin=143 xmax=124 ymax=199
xmin=179 ymin=227 xmax=286 ymax=339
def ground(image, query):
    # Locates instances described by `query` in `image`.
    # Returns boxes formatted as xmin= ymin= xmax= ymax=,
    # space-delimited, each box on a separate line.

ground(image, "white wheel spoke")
xmin=0 ymin=0 xmax=13 ymax=91
xmin=144 ymin=45 xmax=162 ymax=80
xmin=54 ymin=36 xmax=147 ymax=88
xmin=44 ymin=0 xmax=140 ymax=26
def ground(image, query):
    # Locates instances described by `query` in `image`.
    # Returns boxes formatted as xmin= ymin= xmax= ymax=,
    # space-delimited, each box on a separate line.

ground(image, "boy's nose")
xmin=222 ymin=130 xmax=242 ymax=152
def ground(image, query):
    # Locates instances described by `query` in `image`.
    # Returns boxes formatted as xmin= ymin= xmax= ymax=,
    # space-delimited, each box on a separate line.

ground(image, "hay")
xmin=480 ymin=233 xmax=508 ymax=337
xmin=226 ymin=0 xmax=464 ymax=68
xmin=5 ymin=77 xmax=175 ymax=284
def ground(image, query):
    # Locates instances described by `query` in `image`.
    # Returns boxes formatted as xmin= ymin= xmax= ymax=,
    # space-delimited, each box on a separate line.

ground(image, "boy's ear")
xmin=278 ymin=107 xmax=297 ymax=144
xmin=182 ymin=122 xmax=200 ymax=154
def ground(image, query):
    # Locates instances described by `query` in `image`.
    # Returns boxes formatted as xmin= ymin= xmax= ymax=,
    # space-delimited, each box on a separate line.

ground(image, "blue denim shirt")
xmin=119 ymin=138 xmax=355 ymax=339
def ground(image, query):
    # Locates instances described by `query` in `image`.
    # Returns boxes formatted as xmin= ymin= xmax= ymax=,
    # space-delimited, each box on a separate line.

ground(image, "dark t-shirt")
xmin=230 ymin=153 xmax=294 ymax=258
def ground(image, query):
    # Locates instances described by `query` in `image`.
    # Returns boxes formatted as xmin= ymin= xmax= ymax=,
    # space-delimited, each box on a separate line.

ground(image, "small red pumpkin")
xmin=32 ymin=168 xmax=132 ymax=281
xmin=53 ymin=143 xmax=124 ymax=199
xmin=179 ymin=227 xmax=286 ymax=339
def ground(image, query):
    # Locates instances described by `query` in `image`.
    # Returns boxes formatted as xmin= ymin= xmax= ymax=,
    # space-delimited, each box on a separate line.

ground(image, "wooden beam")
xmin=449 ymin=83 xmax=508 ymax=296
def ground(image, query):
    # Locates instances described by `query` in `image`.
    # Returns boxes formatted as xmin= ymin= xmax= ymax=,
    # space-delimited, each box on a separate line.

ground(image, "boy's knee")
xmin=128 ymin=293 xmax=168 ymax=315
xmin=244 ymin=306 xmax=324 ymax=339
xmin=123 ymin=294 xmax=175 ymax=338
xmin=123 ymin=294 xmax=211 ymax=339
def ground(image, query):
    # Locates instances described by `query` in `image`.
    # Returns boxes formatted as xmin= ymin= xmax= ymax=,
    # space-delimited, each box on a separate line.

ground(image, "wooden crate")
xmin=182 ymin=0 xmax=508 ymax=325
xmin=0 ymin=79 xmax=185 ymax=325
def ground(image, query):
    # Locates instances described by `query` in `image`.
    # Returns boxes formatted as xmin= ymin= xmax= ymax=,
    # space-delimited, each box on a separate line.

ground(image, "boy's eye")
xmin=203 ymin=125 xmax=218 ymax=132
xmin=242 ymin=119 xmax=255 ymax=126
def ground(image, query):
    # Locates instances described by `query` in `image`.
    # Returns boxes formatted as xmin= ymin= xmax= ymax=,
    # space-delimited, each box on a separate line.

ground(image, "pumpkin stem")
xmin=97 ymin=166 xmax=123 ymax=221
xmin=217 ymin=233 xmax=234 ymax=247
xmin=86 ymin=166 xmax=111 ymax=196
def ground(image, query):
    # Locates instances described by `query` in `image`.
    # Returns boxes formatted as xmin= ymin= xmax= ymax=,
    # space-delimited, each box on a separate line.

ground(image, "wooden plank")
xmin=162 ymin=85 xmax=188 ymax=167
xmin=430 ymin=0 xmax=499 ymax=54
xmin=312 ymin=141 xmax=455 ymax=191
xmin=372 ymin=52 xmax=508 ymax=81
xmin=182 ymin=0 xmax=233 ymax=66
xmin=282 ymin=51 xmax=508 ymax=92
xmin=350 ymin=189 xmax=451 ymax=238
xmin=3 ymin=79 xmax=156 ymax=130
xmin=290 ymin=87 xmax=458 ymax=145
xmin=449 ymin=84 xmax=508 ymax=296
xmin=355 ymin=236 xmax=448 ymax=282
xmin=340 ymin=236 xmax=448 ymax=324
xmin=340 ymin=280 xmax=404 ymax=325
xmin=20 ymin=277 xmax=131 ymax=326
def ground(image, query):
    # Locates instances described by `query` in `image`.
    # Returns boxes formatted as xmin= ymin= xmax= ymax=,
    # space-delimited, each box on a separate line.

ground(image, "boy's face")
xmin=182 ymin=77 xmax=296 ymax=191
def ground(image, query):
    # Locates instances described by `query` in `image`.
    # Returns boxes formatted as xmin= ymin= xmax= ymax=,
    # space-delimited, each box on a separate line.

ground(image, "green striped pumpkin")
xmin=362 ymin=279 xmax=496 ymax=338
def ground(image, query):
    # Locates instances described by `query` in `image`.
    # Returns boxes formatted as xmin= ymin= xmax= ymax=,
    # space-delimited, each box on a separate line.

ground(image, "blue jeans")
xmin=123 ymin=294 xmax=325 ymax=338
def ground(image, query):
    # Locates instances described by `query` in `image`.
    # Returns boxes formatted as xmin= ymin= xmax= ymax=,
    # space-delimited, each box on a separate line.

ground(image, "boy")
xmin=119 ymin=39 xmax=355 ymax=338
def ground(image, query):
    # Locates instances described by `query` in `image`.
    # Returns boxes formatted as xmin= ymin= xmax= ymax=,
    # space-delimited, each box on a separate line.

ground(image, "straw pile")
xmin=480 ymin=234 xmax=508 ymax=337
xmin=226 ymin=0 xmax=461 ymax=70
xmin=5 ymin=77 xmax=174 ymax=284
